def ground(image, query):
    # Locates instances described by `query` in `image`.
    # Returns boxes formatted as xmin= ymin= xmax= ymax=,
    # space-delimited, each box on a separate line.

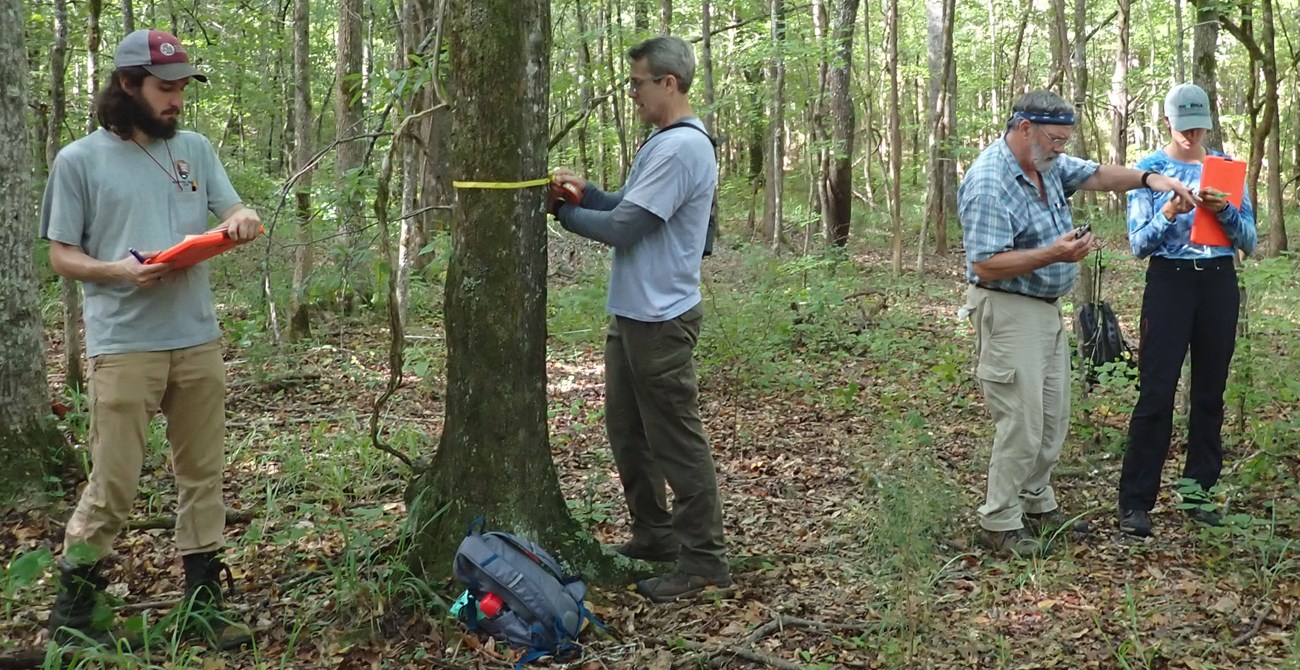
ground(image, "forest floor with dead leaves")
xmin=3 ymin=233 xmax=1299 ymax=670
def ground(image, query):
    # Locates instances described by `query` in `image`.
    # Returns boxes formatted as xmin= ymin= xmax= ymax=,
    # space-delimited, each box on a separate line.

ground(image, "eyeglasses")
xmin=1033 ymin=125 xmax=1072 ymax=148
xmin=627 ymin=75 xmax=666 ymax=93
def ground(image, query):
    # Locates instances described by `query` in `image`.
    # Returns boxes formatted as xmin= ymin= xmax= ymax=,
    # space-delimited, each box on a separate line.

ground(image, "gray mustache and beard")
xmin=1030 ymin=142 xmax=1058 ymax=174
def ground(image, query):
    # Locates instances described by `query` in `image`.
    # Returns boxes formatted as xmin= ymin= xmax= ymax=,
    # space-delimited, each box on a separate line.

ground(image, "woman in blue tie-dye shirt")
xmin=1117 ymin=83 xmax=1257 ymax=539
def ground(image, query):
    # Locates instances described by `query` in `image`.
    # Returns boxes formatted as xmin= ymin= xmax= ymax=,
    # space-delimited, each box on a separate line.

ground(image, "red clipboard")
xmin=1190 ymin=155 xmax=1245 ymax=247
xmin=147 ymin=228 xmax=262 ymax=270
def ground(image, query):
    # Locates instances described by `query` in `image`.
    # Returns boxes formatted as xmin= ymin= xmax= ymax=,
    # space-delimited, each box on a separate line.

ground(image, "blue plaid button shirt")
xmin=958 ymin=137 xmax=1099 ymax=298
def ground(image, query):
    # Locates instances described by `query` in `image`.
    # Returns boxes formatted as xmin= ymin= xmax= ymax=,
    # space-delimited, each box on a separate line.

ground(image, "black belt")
xmin=974 ymin=283 xmax=1059 ymax=304
xmin=1150 ymin=255 xmax=1235 ymax=271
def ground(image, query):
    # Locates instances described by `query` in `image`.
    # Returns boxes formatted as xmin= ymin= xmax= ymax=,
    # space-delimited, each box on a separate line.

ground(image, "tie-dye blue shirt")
xmin=1126 ymin=149 xmax=1256 ymax=259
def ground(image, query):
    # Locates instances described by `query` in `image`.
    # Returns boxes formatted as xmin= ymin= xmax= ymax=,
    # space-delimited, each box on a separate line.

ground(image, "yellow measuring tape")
xmin=452 ymin=175 xmax=552 ymax=189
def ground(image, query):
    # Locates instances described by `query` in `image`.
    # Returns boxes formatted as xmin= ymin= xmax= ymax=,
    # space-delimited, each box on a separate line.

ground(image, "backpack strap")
xmin=657 ymin=121 xmax=716 ymax=147
xmin=465 ymin=515 xmax=487 ymax=537
xmin=486 ymin=532 xmax=570 ymax=584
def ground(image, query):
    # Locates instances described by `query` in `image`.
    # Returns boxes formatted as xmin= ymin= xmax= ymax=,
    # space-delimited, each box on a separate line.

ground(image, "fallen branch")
xmin=741 ymin=615 xmax=873 ymax=648
xmin=125 ymin=508 xmax=256 ymax=531
xmin=1232 ymin=604 xmax=1271 ymax=646
xmin=647 ymin=636 xmax=803 ymax=670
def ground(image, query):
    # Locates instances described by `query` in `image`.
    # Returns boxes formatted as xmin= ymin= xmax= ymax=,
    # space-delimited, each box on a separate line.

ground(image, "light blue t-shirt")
xmin=40 ymin=128 xmax=242 ymax=357
xmin=607 ymin=118 xmax=717 ymax=322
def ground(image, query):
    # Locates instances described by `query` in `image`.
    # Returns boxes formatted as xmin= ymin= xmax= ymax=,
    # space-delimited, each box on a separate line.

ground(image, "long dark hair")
xmin=95 ymin=66 xmax=152 ymax=140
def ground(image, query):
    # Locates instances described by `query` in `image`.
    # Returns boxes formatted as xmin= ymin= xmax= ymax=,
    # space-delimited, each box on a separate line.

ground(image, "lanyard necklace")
xmin=132 ymin=138 xmax=184 ymax=191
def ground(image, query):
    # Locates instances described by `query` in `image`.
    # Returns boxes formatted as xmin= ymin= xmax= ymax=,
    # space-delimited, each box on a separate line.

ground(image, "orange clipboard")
xmin=146 ymin=228 xmax=262 ymax=270
xmin=1190 ymin=155 xmax=1245 ymax=247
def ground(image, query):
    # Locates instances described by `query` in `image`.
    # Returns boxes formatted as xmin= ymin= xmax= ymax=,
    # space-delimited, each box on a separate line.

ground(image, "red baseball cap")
xmin=113 ymin=29 xmax=208 ymax=82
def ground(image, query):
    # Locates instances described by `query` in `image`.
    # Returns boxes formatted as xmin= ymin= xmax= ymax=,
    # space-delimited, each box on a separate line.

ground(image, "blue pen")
xmin=128 ymin=248 xmax=147 ymax=264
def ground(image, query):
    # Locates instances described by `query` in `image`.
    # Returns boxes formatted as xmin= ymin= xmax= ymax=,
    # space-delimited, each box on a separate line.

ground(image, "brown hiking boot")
xmin=176 ymin=551 xmax=253 ymax=648
xmin=1024 ymin=509 xmax=1093 ymax=537
xmin=48 ymin=558 xmax=116 ymax=646
xmin=978 ymin=528 xmax=1044 ymax=557
xmin=635 ymin=570 xmax=733 ymax=603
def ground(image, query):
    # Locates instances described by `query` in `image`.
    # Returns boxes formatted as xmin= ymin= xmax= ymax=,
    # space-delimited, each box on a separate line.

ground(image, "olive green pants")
xmin=605 ymin=305 xmax=727 ymax=575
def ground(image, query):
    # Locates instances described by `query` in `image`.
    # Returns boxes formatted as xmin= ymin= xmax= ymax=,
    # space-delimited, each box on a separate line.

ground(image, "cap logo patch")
xmin=160 ymin=42 xmax=176 ymax=56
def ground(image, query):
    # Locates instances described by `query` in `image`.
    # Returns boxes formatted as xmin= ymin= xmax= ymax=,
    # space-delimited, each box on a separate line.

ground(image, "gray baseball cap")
xmin=1164 ymin=83 xmax=1211 ymax=132
xmin=114 ymin=29 xmax=208 ymax=82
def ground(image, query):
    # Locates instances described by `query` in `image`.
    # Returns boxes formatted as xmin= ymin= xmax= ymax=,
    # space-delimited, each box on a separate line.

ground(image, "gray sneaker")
xmin=978 ymin=528 xmax=1044 ymax=557
xmin=635 ymin=570 xmax=733 ymax=603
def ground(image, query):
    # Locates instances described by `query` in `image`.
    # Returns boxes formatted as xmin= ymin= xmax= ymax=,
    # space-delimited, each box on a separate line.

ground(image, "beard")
xmin=1030 ymin=143 xmax=1058 ymax=174
xmin=124 ymin=93 xmax=179 ymax=140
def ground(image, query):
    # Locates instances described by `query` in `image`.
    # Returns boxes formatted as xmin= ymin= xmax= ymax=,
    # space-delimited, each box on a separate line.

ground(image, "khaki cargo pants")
xmin=964 ymin=286 xmax=1070 ymax=532
xmin=64 ymin=339 xmax=228 ymax=560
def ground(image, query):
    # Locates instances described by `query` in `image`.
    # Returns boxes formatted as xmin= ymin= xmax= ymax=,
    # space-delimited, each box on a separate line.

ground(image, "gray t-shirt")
xmin=40 ymin=128 xmax=242 ymax=357
xmin=610 ymin=118 xmax=717 ymax=322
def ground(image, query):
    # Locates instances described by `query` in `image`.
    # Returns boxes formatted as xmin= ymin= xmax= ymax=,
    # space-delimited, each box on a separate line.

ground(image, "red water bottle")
xmin=478 ymin=592 xmax=504 ymax=618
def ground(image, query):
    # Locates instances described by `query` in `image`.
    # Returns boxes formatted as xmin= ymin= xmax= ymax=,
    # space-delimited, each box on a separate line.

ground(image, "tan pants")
xmin=64 ymin=339 xmax=227 ymax=559
xmin=965 ymin=286 xmax=1070 ymax=532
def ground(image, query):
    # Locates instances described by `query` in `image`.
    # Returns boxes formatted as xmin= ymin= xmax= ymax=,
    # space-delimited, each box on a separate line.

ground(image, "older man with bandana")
xmin=958 ymin=90 xmax=1196 ymax=556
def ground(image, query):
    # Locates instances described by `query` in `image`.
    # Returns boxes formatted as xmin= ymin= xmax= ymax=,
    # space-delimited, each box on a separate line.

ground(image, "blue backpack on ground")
xmin=452 ymin=520 xmax=603 ymax=666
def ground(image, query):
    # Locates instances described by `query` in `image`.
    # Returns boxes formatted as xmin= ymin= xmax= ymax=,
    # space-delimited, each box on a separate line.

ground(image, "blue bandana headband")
xmin=1006 ymin=110 xmax=1076 ymax=130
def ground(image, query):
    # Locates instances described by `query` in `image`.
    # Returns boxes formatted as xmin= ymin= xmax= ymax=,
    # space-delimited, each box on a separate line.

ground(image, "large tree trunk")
xmin=48 ymin=0 xmax=84 ymax=393
xmin=920 ymin=0 xmax=953 ymax=266
xmin=886 ymin=0 xmax=902 ymax=274
xmin=0 ymin=0 xmax=64 ymax=497
xmin=405 ymin=0 xmax=613 ymax=581
xmin=336 ymin=0 xmax=369 ymax=312
xmin=1107 ymin=0 xmax=1130 ymax=217
xmin=289 ymin=0 xmax=314 ymax=339
xmin=762 ymin=0 xmax=786 ymax=251
xmin=1220 ymin=4 xmax=1283 ymax=254
xmin=1258 ymin=0 xmax=1285 ymax=254
xmin=1191 ymin=0 xmax=1223 ymax=152
xmin=823 ymin=0 xmax=858 ymax=247
xmin=701 ymin=0 xmax=715 ymax=131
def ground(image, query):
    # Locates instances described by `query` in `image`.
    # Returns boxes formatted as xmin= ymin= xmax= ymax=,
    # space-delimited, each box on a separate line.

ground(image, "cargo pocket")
xmin=976 ymin=363 xmax=1015 ymax=385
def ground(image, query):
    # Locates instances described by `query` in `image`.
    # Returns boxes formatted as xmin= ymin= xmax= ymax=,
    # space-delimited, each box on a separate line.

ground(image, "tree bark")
xmin=886 ymin=0 xmax=902 ymax=274
xmin=1174 ymin=0 xmax=1185 ymax=81
xmin=336 ymin=0 xmax=368 ymax=312
xmin=1191 ymin=0 xmax=1223 ymax=152
xmin=1107 ymin=0 xmax=1130 ymax=217
xmin=921 ymin=0 xmax=953 ymax=264
xmin=701 ymin=0 xmax=716 ymax=131
xmin=48 ymin=0 xmax=84 ymax=393
xmin=289 ymin=0 xmax=314 ymax=339
xmin=0 ymin=0 xmax=64 ymax=497
xmin=762 ymin=0 xmax=786 ymax=251
xmin=823 ymin=0 xmax=858 ymax=247
xmin=405 ymin=0 xmax=617 ymax=582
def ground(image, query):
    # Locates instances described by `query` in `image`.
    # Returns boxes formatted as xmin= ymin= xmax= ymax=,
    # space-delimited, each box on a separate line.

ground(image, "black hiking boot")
xmin=48 ymin=558 xmax=114 ymax=646
xmin=1119 ymin=509 xmax=1154 ymax=537
xmin=177 ymin=551 xmax=253 ymax=648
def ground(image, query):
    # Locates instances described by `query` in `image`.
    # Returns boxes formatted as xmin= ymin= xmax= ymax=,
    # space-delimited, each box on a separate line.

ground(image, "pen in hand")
xmin=128 ymin=248 xmax=147 ymax=264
